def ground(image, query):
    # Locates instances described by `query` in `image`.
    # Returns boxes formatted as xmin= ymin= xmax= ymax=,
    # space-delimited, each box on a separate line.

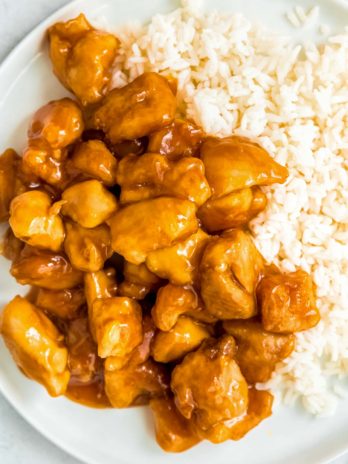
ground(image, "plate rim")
xmin=0 ymin=0 xmax=348 ymax=463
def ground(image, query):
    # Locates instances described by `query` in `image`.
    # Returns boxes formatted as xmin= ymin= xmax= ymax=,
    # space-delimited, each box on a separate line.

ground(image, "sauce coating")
xmin=0 ymin=13 xmax=320 ymax=453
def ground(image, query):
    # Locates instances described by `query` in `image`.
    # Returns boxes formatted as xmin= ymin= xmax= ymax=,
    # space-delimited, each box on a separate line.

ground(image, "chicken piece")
xmin=48 ymin=14 xmax=119 ymax=105
xmin=92 ymin=72 xmax=176 ymax=143
xmin=148 ymin=119 xmax=203 ymax=160
xmin=24 ymin=98 xmax=83 ymax=186
xmin=0 ymin=150 xmax=37 ymax=192
xmin=117 ymin=153 xmax=211 ymax=207
xmin=11 ymin=246 xmax=83 ymax=289
xmin=16 ymin=157 xmax=42 ymax=189
xmin=28 ymin=98 xmax=84 ymax=148
xmin=118 ymin=262 xmax=161 ymax=300
xmin=62 ymin=312 xmax=111 ymax=404
xmin=65 ymin=317 xmax=102 ymax=385
xmin=0 ymin=149 xmax=24 ymax=222
xmin=61 ymin=180 xmax=118 ymax=228
xmin=21 ymin=143 xmax=65 ymax=187
xmin=171 ymin=336 xmax=248 ymax=431
xmin=152 ymin=284 xmax=216 ymax=332
xmin=152 ymin=316 xmax=212 ymax=363
xmin=161 ymin=157 xmax=211 ymax=207
xmin=104 ymin=358 xmax=169 ymax=408
xmin=9 ymin=190 xmax=65 ymax=251
xmin=116 ymin=153 xmax=167 ymax=203
xmin=2 ymin=228 xmax=24 ymax=261
xmin=198 ymin=187 xmax=267 ymax=233
xmin=164 ymin=75 xmax=178 ymax=94
xmin=151 ymin=284 xmax=194 ymax=331
xmin=64 ymin=221 xmax=112 ymax=272
xmin=105 ymin=314 xmax=155 ymax=371
xmin=22 ymin=139 xmax=68 ymax=186
xmin=228 ymin=389 xmax=273 ymax=440
xmin=200 ymin=230 xmax=264 ymax=320
xmin=123 ymin=262 xmax=161 ymax=288
xmin=35 ymin=287 xmax=85 ymax=320
xmin=117 ymin=282 xmax=149 ymax=300
xmin=71 ymin=140 xmax=117 ymax=186
xmin=146 ymin=229 xmax=210 ymax=285
xmin=181 ymin=307 xmax=217 ymax=325
xmin=201 ymin=136 xmax=288 ymax=197
xmin=150 ymin=397 xmax=200 ymax=452
xmin=84 ymin=268 xmax=118 ymax=312
xmin=197 ymin=389 xmax=273 ymax=443
xmin=258 ymin=270 xmax=320 ymax=333
xmin=109 ymin=197 xmax=198 ymax=264
xmin=221 ymin=229 xmax=265 ymax=294
xmin=223 ymin=319 xmax=295 ymax=383
xmin=84 ymin=268 xmax=118 ymax=338
xmin=111 ymin=137 xmax=147 ymax=158
xmin=90 ymin=297 xmax=142 ymax=358
xmin=0 ymin=296 xmax=70 ymax=396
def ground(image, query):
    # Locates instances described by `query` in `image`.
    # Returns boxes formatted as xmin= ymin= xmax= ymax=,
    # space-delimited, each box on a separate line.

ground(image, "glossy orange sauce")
xmin=61 ymin=315 xmax=111 ymax=408
xmin=66 ymin=378 xmax=111 ymax=408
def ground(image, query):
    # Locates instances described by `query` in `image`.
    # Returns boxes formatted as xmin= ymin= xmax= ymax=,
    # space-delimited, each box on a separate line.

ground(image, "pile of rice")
xmin=109 ymin=0 xmax=348 ymax=416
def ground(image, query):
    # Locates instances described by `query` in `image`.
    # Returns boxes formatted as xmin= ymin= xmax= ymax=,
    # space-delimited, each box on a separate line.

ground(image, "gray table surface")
xmin=0 ymin=1 xmax=347 ymax=463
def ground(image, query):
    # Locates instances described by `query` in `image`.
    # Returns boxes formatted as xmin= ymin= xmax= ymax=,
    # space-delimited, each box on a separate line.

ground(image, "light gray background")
xmin=0 ymin=1 xmax=347 ymax=463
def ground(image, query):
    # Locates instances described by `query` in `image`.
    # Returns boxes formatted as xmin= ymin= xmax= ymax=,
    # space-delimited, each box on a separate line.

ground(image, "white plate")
xmin=1 ymin=0 xmax=348 ymax=463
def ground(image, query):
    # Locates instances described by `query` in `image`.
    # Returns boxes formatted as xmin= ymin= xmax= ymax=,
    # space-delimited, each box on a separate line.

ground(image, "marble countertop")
xmin=0 ymin=1 xmax=347 ymax=463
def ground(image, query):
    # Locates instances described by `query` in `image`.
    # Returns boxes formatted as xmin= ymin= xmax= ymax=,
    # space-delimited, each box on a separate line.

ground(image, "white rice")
xmin=306 ymin=6 xmax=320 ymax=25
xmin=285 ymin=10 xmax=302 ymax=29
xmin=285 ymin=5 xmax=320 ymax=29
xmin=110 ymin=0 xmax=348 ymax=416
xmin=294 ymin=6 xmax=307 ymax=24
xmin=319 ymin=24 xmax=331 ymax=36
